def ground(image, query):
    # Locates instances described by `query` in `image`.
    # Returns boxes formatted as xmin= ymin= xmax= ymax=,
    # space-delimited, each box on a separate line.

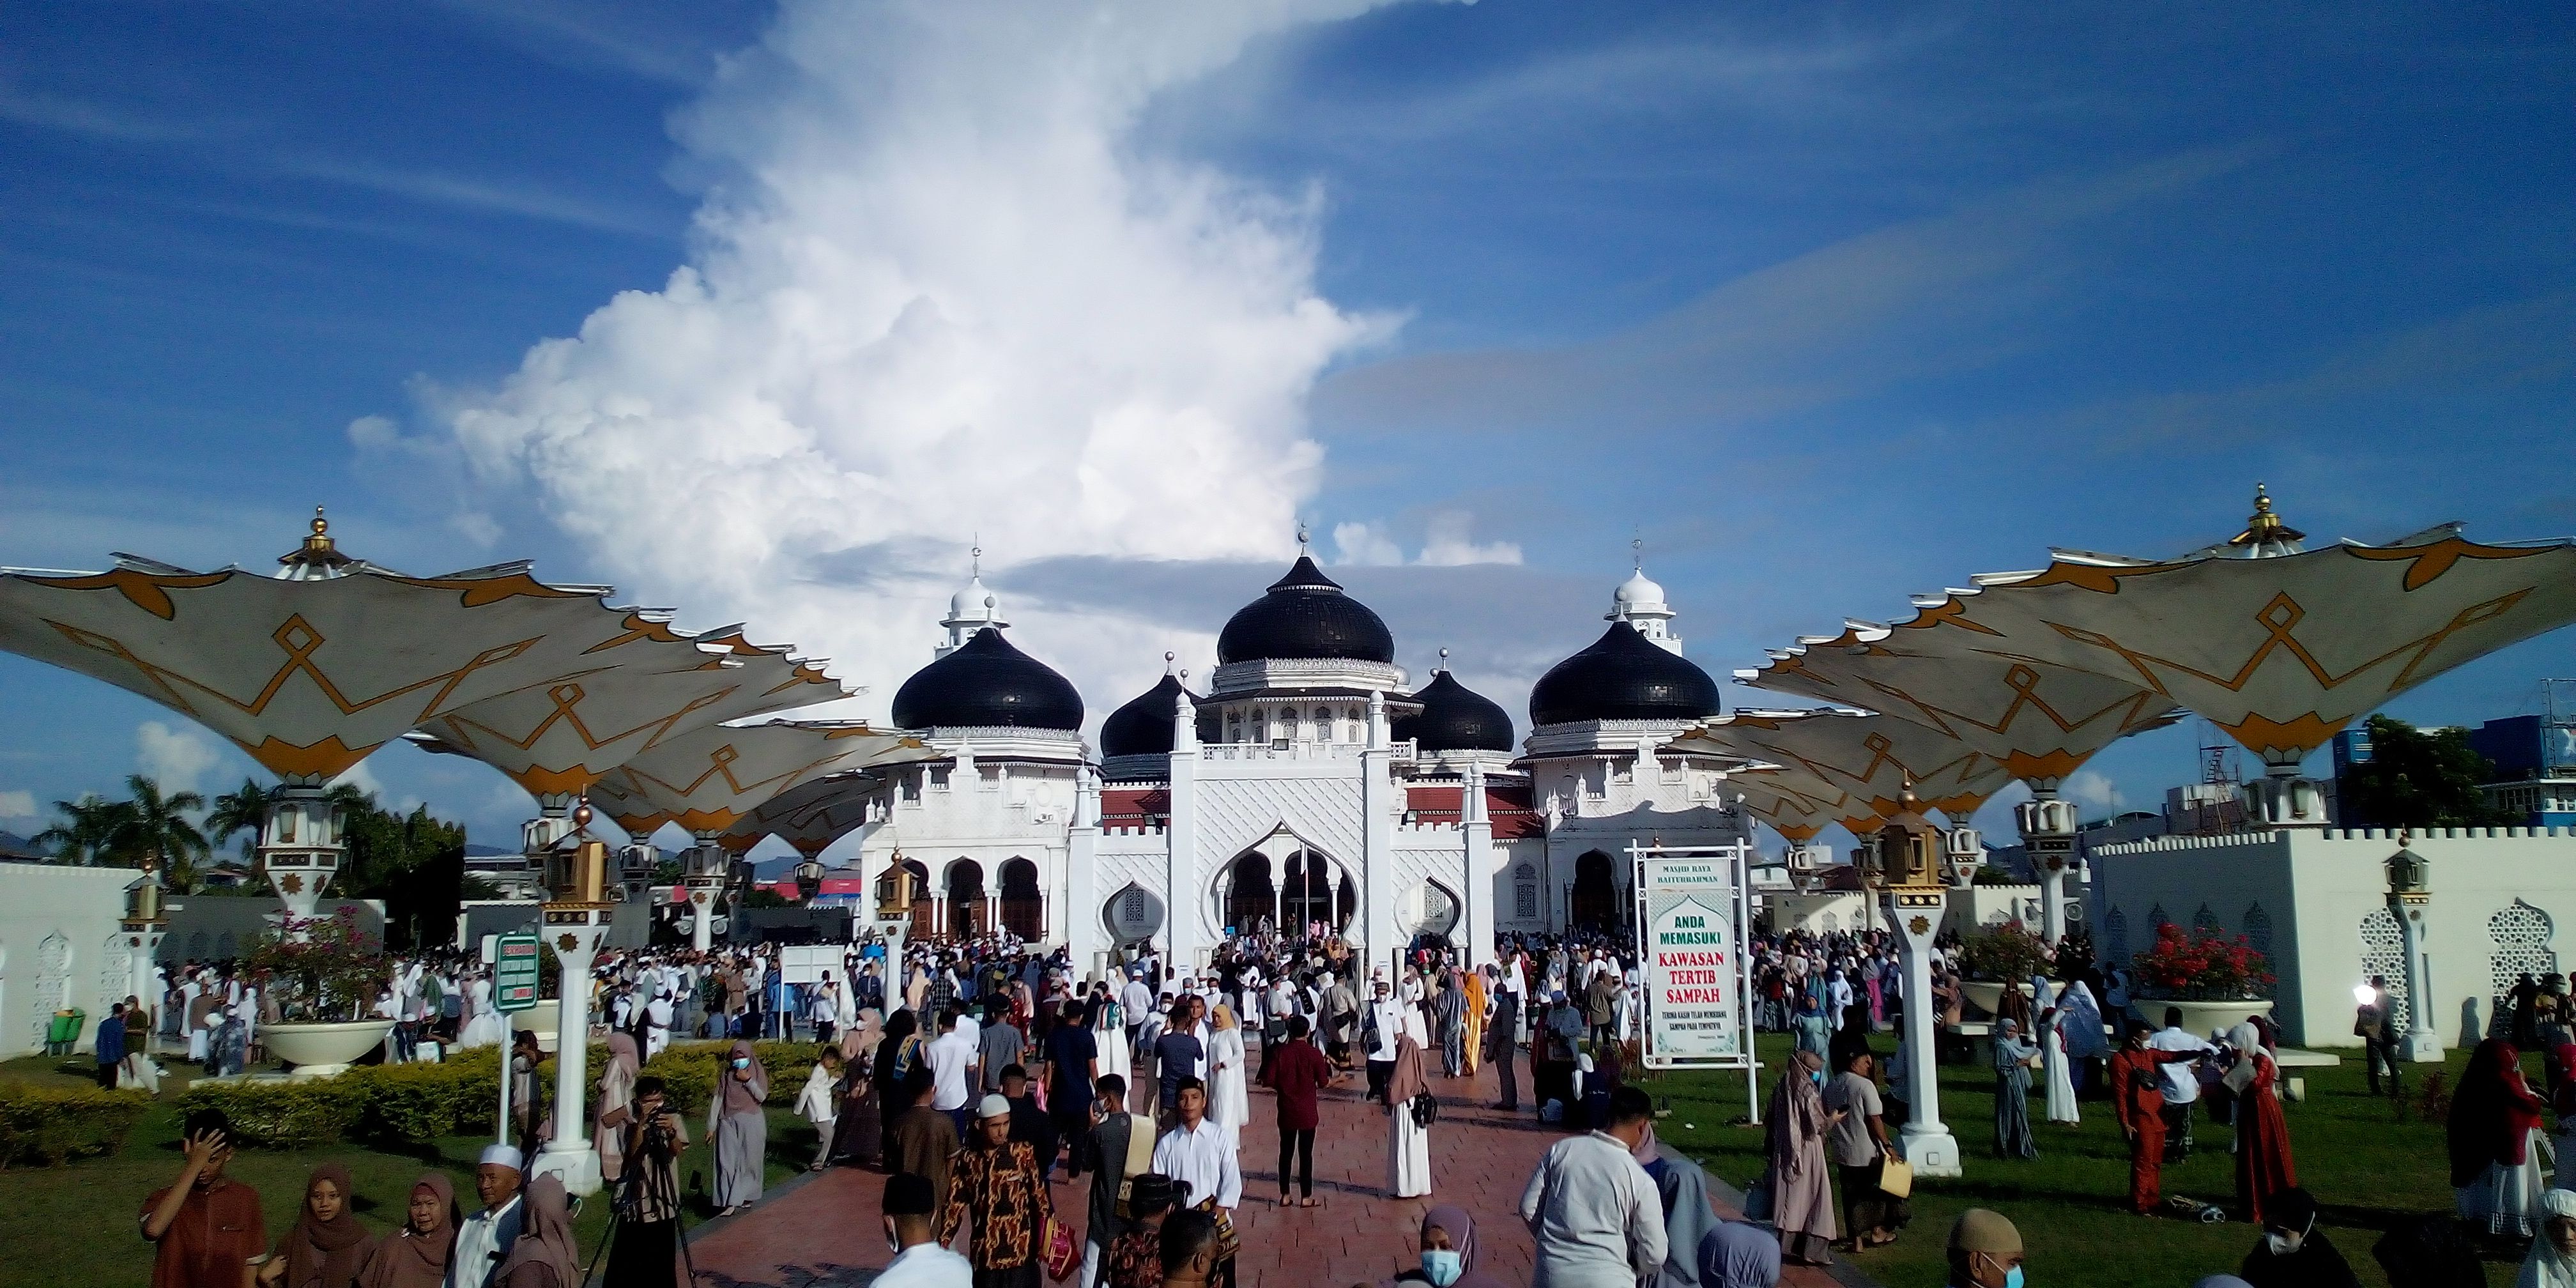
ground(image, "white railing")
xmin=1199 ymin=739 xmax=1416 ymax=762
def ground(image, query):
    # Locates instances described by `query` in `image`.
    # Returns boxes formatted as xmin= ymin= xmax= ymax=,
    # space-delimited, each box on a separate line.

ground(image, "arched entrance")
xmin=1223 ymin=853 xmax=1275 ymax=936
xmin=1569 ymin=850 xmax=1619 ymax=932
xmin=946 ymin=860 xmax=987 ymax=939
xmin=999 ymin=858 xmax=1044 ymax=940
xmin=1280 ymin=850 xmax=1354 ymax=935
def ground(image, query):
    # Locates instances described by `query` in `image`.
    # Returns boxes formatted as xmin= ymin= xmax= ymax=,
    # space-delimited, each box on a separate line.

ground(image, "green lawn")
xmin=1645 ymin=1034 xmax=2509 ymax=1288
xmin=0 ymin=1050 xmax=815 ymax=1288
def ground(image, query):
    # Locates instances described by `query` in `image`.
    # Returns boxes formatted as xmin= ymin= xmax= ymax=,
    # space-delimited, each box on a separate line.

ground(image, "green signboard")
xmin=494 ymin=933 xmax=541 ymax=1013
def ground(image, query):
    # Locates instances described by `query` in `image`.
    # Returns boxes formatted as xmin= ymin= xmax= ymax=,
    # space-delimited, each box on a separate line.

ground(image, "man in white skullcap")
xmin=450 ymin=1143 xmax=525 ymax=1287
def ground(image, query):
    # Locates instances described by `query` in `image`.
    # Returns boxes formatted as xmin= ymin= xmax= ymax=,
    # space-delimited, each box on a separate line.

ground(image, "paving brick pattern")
xmin=685 ymin=1057 xmax=1850 ymax=1288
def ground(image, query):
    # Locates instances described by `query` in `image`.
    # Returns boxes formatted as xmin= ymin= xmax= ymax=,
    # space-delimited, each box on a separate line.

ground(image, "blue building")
xmin=2467 ymin=714 xmax=2576 ymax=829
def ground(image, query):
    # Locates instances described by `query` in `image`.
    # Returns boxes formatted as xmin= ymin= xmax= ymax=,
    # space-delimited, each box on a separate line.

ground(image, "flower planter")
xmin=265 ymin=1020 xmax=395 ymax=1078
xmin=510 ymin=1008 xmax=558 ymax=1055
xmin=2129 ymin=999 xmax=2274 ymax=1036
xmin=1959 ymin=981 xmax=2034 ymax=1018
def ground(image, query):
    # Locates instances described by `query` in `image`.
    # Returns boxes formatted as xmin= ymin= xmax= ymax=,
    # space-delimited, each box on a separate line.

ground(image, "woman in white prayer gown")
xmin=460 ymin=975 xmax=504 ymax=1048
xmin=1092 ymin=993 xmax=1130 ymax=1092
xmin=1208 ymin=1003 xmax=1250 ymax=1146
xmin=1386 ymin=1013 xmax=1433 ymax=1199
xmin=2036 ymin=975 xmax=2079 ymax=1125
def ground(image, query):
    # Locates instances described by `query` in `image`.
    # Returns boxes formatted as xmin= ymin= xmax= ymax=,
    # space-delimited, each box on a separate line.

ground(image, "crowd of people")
xmin=119 ymin=917 xmax=2576 ymax=1288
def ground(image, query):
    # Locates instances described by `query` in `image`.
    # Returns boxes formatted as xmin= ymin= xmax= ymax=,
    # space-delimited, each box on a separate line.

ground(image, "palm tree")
xmin=112 ymin=774 xmax=209 ymax=893
xmin=204 ymin=778 xmax=277 ymax=869
xmin=33 ymin=794 xmax=135 ymax=865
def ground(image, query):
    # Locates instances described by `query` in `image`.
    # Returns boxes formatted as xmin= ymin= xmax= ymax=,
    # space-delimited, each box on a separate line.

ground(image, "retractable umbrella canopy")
xmin=720 ymin=770 xmax=881 ymax=857
xmin=0 ymin=514 xmax=692 ymax=783
xmin=1669 ymin=705 xmax=2014 ymax=838
xmin=1742 ymin=623 xmax=2181 ymax=790
xmin=586 ymin=719 xmax=935 ymax=838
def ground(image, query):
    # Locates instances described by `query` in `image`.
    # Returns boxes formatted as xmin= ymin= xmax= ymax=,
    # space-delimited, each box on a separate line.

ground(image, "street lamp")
xmin=529 ymin=799 xmax=614 ymax=1197
xmin=2384 ymin=836 xmax=2443 ymax=1062
xmin=1866 ymin=783 xmax=1962 ymax=1178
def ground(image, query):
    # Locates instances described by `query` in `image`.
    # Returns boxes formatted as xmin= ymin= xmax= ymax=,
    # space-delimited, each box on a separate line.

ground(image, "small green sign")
xmin=494 ymin=933 xmax=541 ymax=1013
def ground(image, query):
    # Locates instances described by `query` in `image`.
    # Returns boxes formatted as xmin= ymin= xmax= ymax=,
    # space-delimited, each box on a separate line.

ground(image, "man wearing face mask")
xmin=1366 ymin=976 xmax=1406 ymax=1103
xmin=2237 ymin=1187 xmax=2360 ymax=1288
xmin=1945 ymin=1209 xmax=2023 ymax=1288
xmin=876 ymin=1171 xmax=972 ymax=1287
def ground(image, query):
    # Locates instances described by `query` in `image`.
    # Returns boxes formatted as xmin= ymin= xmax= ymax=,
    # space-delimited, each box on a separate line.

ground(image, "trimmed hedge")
xmin=174 ymin=1039 xmax=829 ymax=1150
xmin=0 ymin=1082 xmax=153 ymax=1167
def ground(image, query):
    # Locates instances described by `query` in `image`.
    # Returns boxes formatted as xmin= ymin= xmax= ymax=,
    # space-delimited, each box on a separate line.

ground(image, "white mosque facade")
xmin=833 ymin=553 xmax=1753 ymax=973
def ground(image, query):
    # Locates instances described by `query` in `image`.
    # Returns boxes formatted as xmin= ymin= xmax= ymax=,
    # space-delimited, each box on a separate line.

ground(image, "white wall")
xmin=0 ymin=861 xmax=135 ymax=1059
xmin=2092 ymin=826 xmax=2576 ymax=1049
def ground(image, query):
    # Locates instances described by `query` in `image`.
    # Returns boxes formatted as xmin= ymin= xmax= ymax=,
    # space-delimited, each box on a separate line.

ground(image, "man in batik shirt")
xmin=940 ymin=1094 xmax=1053 ymax=1287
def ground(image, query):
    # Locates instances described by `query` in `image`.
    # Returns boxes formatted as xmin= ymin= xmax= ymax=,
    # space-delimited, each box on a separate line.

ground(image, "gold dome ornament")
xmin=277 ymin=505 xmax=356 ymax=577
xmin=2227 ymin=482 xmax=2306 ymax=551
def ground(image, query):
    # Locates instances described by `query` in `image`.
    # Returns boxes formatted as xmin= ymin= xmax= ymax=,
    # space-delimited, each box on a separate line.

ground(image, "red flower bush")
xmin=2129 ymin=923 xmax=2275 ymax=1000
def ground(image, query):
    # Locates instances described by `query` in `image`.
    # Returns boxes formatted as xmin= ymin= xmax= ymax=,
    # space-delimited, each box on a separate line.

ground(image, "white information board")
xmin=778 ymin=944 xmax=847 ymax=985
xmin=1632 ymin=841 xmax=1757 ymax=1120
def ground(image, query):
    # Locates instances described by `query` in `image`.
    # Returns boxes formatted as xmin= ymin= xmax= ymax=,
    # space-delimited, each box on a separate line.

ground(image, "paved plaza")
xmin=687 ymin=1066 xmax=1849 ymax=1288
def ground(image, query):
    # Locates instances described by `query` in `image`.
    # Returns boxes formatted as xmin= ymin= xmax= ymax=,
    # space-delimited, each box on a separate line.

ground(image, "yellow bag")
xmin=1878 ymin=1154 xmax=1914 ymax=1199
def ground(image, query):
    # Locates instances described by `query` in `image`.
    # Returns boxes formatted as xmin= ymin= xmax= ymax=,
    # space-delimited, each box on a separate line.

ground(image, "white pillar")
xmin=683 ymin=838 xmax=723 ymax=953
xmin=1067 ymin=767 xmax=1101 ymax=969
xmin=532 ymin=909 xmax=611 ymax=1196
xmin=2016 ymin=793 xmax=2077 ymax=945
xmin=123 ymin=921 xmax=167 ymax=1027
xmin=1462 ymin=763 xmax=1496 ymax=969
xmin=2394 ymin=890 xmax=2444 ymax=1062
xmin=1885 ymin=887 xmax=1962 ymax=1177
xmin=1166 ymin=689 xmax=1200 ymax=969
xmin=1361 ymin=691 xmax=1396 ymax=965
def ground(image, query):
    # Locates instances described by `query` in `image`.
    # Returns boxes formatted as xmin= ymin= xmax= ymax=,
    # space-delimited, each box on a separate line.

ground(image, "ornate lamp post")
xmin=2016 ymin=793 xmax=2079 ymax=944
xmin=530 ymin=801 xmax=614 ymax=1197
xmin=875 ymin=855 xmax=917 ymax=981
xmin=260 ymin=792 xmax=348 ymax=931
xmin=121 ymin=861 xmax=171 ymax=1022
xmin=793 ymin=855 xmax=826 ymax=903
xmin=1865 ymin=785 xmax=1963 ymax=1177
xmin=2384 ymin=837 xmax=2443 ymax=1062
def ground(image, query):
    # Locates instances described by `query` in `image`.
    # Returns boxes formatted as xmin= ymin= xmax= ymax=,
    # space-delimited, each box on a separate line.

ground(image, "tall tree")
xmin=203 ymin=778 xmax=277 ymax=866
xmin=34 ymin=793 xmax=135 ymax=866
xmin=111 ymin=774 xmax=210 ymax=892
xmin=2341 ymin=714 xmax=2513 ymax=829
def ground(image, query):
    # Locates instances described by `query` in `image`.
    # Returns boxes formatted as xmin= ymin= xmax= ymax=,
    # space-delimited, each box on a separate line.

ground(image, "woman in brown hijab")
xmin=1385 ymin=1022 xmax=1433 ymax=1198
xmin=256 ymin=1163 xmax=374 ymax=1288
xmin=355 ymin=1174 xmax=458 ymax=1288
xmin=494 ymin=1174 xmax=581 ymax=1288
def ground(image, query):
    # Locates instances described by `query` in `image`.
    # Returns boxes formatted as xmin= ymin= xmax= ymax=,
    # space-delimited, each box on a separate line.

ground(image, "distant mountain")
xmin=0 ymin=831 xmax=49 ymax=860
xmin=464 ymin=843 xmax=516 ymax=857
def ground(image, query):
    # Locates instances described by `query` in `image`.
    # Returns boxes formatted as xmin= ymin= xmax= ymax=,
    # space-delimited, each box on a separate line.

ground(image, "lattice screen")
xmin=2359 ymin=908 xmax=2408 ymax=1034
xmin=2489 ymin=900 xmax=2558 ymax=1004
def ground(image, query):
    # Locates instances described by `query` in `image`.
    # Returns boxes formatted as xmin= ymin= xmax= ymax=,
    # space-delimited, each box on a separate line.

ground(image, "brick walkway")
xmin=686 ymin=1057 xmax=1851 ymax=1288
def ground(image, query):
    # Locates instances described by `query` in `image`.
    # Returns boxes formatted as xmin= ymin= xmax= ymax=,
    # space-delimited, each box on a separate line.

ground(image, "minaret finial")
xmin=1633 ymin=530 xmax=1643 ymax=572
xmin=2227 ymin=481 xmax=2305 ymax=550
xmin=1163 ymin=650 xmax=1176 ymax=675
xmin=970 ymin=533 xmax=981 ymax=579
xmin=1296 ymin=521 xmax=1310 ymax=554
xmin=1438 ymin=647 xmax=1450 ymax=672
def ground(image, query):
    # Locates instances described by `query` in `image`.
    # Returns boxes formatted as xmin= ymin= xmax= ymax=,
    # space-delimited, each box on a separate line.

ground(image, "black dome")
xmin=1100 ymin=673 xmax=1205 ymax=758
xmin=1395 ymin=670 xmax=1515 ymax=752
xmin=1216 ymin=556 xmax=1396 ymax=664
xmin=891 ymin=628 xmax=1084 ymax=731
xmin=1528 ymin=622 xmax=1722 ymax=726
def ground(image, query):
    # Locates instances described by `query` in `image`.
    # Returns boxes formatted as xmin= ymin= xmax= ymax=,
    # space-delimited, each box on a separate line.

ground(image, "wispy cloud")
xmin=1314 ymin=144 xmax=2271 ymax=438
xmin=0 ymin=84 xmax=220 ymax=143
xmin=279 ymin=158 xmax=670 ymax=238
xmin=434 ymin=0 xmax=728 ymax=89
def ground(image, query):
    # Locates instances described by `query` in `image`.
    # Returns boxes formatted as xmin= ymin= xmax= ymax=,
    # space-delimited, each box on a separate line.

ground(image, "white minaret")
xmin=1606 ymin=537 xmax=1683 ymax=655
xmin=937 ymin=540 xmax=1009 ymax=657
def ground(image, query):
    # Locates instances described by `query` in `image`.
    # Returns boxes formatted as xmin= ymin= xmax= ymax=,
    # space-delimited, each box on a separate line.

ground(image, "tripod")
xmin=583 ymin=1119 xmax=700 ymax=1287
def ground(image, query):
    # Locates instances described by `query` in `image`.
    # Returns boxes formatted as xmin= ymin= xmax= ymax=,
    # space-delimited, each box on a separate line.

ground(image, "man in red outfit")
xmin=1257 ymin=1015 xmax=1336 ymax=1207
xmin=2110 ymin=1027 xmax=2174 ymax=1215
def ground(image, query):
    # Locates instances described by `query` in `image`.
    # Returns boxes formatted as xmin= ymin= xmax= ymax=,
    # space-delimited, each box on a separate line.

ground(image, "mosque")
xmin=837 ymin=546 xmax=1753 ymax=974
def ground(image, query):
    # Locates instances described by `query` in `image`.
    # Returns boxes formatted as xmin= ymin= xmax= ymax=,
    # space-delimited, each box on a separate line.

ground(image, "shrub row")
xmin=177 ymin=1040 xmax=827 ymax=1150
xmin=0 ymin=1082 xmax=154 ymax=1167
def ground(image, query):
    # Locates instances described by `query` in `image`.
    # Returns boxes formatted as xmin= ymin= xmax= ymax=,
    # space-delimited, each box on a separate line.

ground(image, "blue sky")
xmin=0 ymin=1 xmax=2568 ymax=859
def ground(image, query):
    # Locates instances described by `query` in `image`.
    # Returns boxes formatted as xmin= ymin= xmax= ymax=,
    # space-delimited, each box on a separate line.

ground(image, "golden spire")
xmin=2228 ymin=483 xmax=2306 ymax=548
xmin=277 ymin=505 xmax=356 ymax=576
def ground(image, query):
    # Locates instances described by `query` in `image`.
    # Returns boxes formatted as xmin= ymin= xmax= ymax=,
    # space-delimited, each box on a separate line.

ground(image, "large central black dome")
xmin=1394 ymin=670 xmax=1515 ymax=752
xmin=1215 ymin=556 xmax=1396 ymax=664
xmin=1100 ymin=672 xmax=1213 ymax=758
xmin=891 ymin=628 xmax=1084 ymax=731
xmin=1528 ymin=622 xmax=1722 ymax=726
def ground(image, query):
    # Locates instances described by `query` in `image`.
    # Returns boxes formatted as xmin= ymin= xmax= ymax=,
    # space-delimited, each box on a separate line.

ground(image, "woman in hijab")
xmin=1827 ymin=997 xmax=1874 ymax=1080
xmin=2451 ymin=1038 xmax=2547 ymax=1236
xmin=1387 ymin=1016 xmax=1434 ymax=1199
xmin=1699 ymin=1223 xmax=1783 ymax=1288
xmin=494 ymin=1174 xmax=579 ymax=1288
xmin=2518 ymin=1190 xmax=2576 ymax=1288
xmin=2036 ymin=977 xmax=2078 ymax=1126
xmin=1763 ymin=1049 xmax=1837 ymax=1266
xmin=2238 ymin=1186 xmax=2358 ymax=1288
xmin=709 ymin=1039 xmax=770 ymax=1215
xmin=2060 ymin=981 xmax=2110 ymax=1094
xmin=257 ymin=1163 xmax=374 ymax=1288
xmin=594 ymin=1031 xmax=641 ymax=1187
xmin=1790 ymin=994 xmax=1832 ymax=1064
xmin=1460 ymin=967 xmax=1488 ymax=1078
xmin=356 ymin=1174 xmax=457 ymax=1288
xmin=1092 ymin=987 xmax=1132 ymax=1098
xmin=2235 ymin=1037 xmax=2299 ymax=1225
xmin=1392 ymin=1204 xmax=1509 ymax=1288
xmin=873 ymin=1008 xmax=922 ymax=1147
xmin=828 ymin=1008 xmax=884 ymax=1167
xmin=1991 ymin=1018 xmax=2040 ymax=1160
xmin=1209 ymin=1002 xmax=1250 ymax=1147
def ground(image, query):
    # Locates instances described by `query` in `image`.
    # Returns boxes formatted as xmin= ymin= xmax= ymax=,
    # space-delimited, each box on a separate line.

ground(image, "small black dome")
xmin=1100 ymin=673 xmax=1202 ymax=758
xmin=1528 ymin=622 xmax=1722 ymax=726
xmin=1395 ymin=670 xmax=1515 ymax=752
xmin=1216 ymin=556 xmax=1396 ymax=664
xmin=891 ymin=628 xmax=1084 ymax=731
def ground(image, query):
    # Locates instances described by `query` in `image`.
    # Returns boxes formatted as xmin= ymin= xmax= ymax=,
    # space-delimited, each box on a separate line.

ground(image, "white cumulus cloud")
xmin=1332 ymin=512 xmax=1521 ymax=569
xmin=2065 ymin=769 xmax=2124 ymax=814
xmin=136 ymin=721 xmax=226 ymax=795
xmin=0 ymin=790 xmax=34 ymax=821
xmin=440 ymin=0 xmax=1406 ymax=717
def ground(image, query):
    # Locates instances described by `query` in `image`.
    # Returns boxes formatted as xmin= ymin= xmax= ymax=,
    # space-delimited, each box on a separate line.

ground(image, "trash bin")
xmin=45 ymin=1008 xmax=85 ymax=1057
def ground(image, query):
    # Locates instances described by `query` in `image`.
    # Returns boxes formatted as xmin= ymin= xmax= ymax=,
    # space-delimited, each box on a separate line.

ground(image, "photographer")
xmin=139 ymin=1108 xmax=266 ymax=1288
xmin=604 ymin=1075 xmax=689 ymax=1288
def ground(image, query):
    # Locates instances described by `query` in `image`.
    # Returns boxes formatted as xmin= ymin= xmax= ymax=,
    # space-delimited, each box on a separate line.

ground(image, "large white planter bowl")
xmin=1960 ymin=981 xmax=2034 ymax=1017
xmin=266 ymin=1020 xmax=395 ymax=1078
xmin=2131 ymin=999 xmax=2274 ymax=1036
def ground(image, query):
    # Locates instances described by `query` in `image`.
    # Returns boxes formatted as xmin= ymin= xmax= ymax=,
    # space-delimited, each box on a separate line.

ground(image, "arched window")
xmin=2242 ymin=904 xmax=2274 ymax=962
xmin=31 ymin=933 xmax=70 ymax=1052
xmin=998 ymin=858 xmax=1043 ymax=940
xmin=2193 ymin=904 xmax=2222 ymax=935
xmin=2490 ymin=900 xmax=2558 ymax=1008
xmin=2148 ymin=903 xmax=2171 ymax=931
xmin=2103 ymin=908 xmax=2129 ymax=967
xmin=1514 ymin=864 xmax=1538 ymax=921
xmin=1820 ymin=912 xmax=1839 ymax=934
xmin=1570 ymin=852 xmax=1619 ymax=932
